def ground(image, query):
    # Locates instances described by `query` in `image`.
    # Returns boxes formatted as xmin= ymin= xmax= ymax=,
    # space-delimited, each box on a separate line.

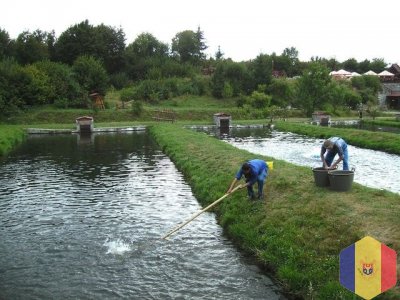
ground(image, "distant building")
xmin=381 ymin=84 xmax=400 ymax=109
xmin=387 ymin=64 xmax=400 ymax=80
xmin=213 ymin=112 xmax=231 ymax=128
xmin=312 ymin=111 xmax=331 ymax=124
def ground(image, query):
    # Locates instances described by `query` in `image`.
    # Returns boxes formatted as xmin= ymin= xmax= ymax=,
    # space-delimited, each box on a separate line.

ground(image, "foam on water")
xmin=104 ymin=239 xmax=131 ymax=255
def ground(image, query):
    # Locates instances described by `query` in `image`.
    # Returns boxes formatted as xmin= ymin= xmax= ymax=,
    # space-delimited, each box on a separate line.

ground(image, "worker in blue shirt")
xmin=227 ymin=159 xmax=268 ymax=200
xmin=320 ymin=137 xmax=349 ymax=170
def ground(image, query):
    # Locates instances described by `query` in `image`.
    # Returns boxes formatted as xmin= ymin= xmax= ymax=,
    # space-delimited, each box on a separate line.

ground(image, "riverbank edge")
xmin=0 ymin=125 xmax=26 ymax=156
xmin=149 ymin=124 xmax=400 ymax=299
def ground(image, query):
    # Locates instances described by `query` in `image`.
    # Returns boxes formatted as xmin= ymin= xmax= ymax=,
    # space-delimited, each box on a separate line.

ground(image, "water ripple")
xmin=0 ymin=132 xmax=282 ymax=300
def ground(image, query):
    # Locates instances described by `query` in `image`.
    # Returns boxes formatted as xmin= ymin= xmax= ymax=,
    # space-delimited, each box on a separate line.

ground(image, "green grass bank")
xmin=275 ymin=121 xmax=400 ymax=155
xmin=0 ymin=125 xmax=26 ymax=156
xmin=150 ymin=124 xmax=400 ymax=299
xmin=361 ymin=118 xmax=400 ymax=129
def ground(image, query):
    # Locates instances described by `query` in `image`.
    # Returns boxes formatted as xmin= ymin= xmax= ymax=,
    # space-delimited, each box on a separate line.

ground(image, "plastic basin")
xmin=328 ymin=170 xmax=354 ymax=192
xmin=312 ymin=167 xmax=330 ymax=187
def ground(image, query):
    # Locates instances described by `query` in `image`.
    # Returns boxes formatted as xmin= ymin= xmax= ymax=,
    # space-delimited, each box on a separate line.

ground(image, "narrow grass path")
xmin=150 ymin=124 xmax=400 ymax=299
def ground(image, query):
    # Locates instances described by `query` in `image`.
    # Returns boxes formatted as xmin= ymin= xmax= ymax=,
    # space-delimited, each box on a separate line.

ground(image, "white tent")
xmin=378 ymin=70 xmax=394 ymax=77
xmin=351 ymin=72 xmax=361 ymax=77
xmin=364 ymin=70 xmax=378 ymax=76
xmin=330 ymin=69 xmax=352 ymax=79
xmin=336 ymin=69 xmax=352 ymax=76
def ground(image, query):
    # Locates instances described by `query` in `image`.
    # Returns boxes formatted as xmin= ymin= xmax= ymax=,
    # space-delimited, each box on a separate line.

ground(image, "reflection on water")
xmin=196 ymin=126 xmax=400 ymax=194
xmin=0 ymin=132 xmax=282 ymax=300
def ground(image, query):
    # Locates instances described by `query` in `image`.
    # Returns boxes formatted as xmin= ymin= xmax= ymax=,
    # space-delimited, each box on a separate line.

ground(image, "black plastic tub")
xmin=328 ymin=170 xmax=354 ymax=191
xmin=312 ymin=167 xmax=330 ymax=187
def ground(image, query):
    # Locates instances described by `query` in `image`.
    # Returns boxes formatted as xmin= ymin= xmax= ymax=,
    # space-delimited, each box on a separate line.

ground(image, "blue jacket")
xmin=235 ymin=159 xmax=268 ymax=185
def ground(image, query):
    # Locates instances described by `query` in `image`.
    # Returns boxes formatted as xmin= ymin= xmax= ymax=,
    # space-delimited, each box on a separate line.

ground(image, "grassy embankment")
xmin=3 ymin=95 xmax=307 ymax=125
xmin=361 ymin=118 xmax=400 ymax=129
xmin=150 ymin=124 xmax=400 ymax=299
xmin=0 ymin=125 xmax=26 ymax=156
xmin=1 ymin=96 xmax=235 ymax=125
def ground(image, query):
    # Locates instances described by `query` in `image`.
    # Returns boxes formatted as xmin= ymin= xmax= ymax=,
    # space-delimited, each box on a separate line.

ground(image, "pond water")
xmin=327 ymin=120 xmax=400 ymax=134
xmin=0 ymin=132 xmax=283 ymax=299
xmin=196 ymin=126 xmax=400 ymax=194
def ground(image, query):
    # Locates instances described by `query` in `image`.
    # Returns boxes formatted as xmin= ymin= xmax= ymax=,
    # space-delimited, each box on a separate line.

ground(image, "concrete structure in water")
xmin=312 ymin=111 xmax=331 ymax=125
xmin=76 ymin=116 xmax=94 ymax=133
xmin=213 ymin=112 xmax=231 ymax=128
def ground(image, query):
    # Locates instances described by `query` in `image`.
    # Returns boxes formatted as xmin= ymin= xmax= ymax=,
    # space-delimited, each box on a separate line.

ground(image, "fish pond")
xmin=195 ymin=126 xmax=400 ymax=194
xmin=0 ymin=132 xmax=283 ymax=299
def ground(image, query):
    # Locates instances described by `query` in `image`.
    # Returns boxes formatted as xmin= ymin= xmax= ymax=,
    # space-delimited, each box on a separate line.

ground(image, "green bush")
xmin=249 ymin=91 xmax=271 ymax=109
xmin=23 ymin=65 xmax=53 ymax=105
xmin=72 ymin=55 xmax=109 ymax=95
xmin=191 ymin=75 xmax=210 ymax=96
xmin=34 ymin=60 xmax=85 ymax=106
xmin=0 ymin=59 xmax=28 ymax=117
xmin=109 ymin=72 xmax=130 ymax=89
xmin=131 ymin=100 xmax=143 ymax=116
xmin=120 ymin=87 xmax=136 ymax=102
xmin=222 ymin=82 xmax=233 ymax=98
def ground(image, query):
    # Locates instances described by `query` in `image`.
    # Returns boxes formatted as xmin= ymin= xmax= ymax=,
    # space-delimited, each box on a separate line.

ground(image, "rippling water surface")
xmin=0 ymin=132 xmax=282 ymax=300
xmin=197 ymin=126 xmax=400 ymax=194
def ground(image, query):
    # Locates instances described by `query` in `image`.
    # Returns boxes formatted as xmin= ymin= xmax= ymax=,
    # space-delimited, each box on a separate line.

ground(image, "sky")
xmin=2 ymin=0 xmax=399 ymax=64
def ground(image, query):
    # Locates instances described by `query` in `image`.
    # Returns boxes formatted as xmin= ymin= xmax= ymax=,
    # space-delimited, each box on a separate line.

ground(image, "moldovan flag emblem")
xmin=339 ymin=236 xmax=397 ymax=299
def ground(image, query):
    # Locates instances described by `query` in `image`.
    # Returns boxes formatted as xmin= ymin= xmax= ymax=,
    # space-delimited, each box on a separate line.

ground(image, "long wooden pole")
xmin=161 ymin=184 xmax=244 ymax=240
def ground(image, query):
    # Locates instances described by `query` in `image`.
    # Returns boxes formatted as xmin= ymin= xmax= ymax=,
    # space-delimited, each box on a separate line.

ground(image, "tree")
xmin=194 ymin=26 xmax=207 ymax=60
xmin=358 ymin=59 xmax=371 ymax=74
xmin=342 ymin=58 xmax=358 ymax=72
xmin=23 ymin=64 xmax=53 ymax=105
xmin=366 ymin=101 xmax=380 ymax=119
xmin=282 ymin=46 xmax=300 ymax=76
xmin=124 ymin=33 xmax=170 ymax=80
xmin=296 ymin=62 xmax=331 ymax=116
xmin=267 ymin=78 xmax=295 ymax=107
xmin=223 ymin=61 xmax=249 ymax=96
xmin=211 ymin=60 xmax=250 ymax=98
xmin=72 ymin=55 xmax=109 ymax=96
xmin=93 ymin=24 xmax=126 ymax=74
xmin=171 ymin=27 xmax=207 ymax=64
xmin=0 ymin=28 xmax=13 ymax=60
xmin=325 ymin=81 xmax=361 ymax=111
xmin=0 ymin=59 xmax=28 ymax=116
xmin=270 ymin=52 xmax=290 ymax=75
xmin=14 ymin=30 xmax=55 ymax=65
xmin=211 ymin=62 xmax=225 ymax=98
xmin=34 ymin=60 xmax=84 ymax=105
xmin=215 ymin=45 xmax=224 ymax=60
xmin=126 ymin=32 xmax=168 ymax=59
xmin=249 ymin=53 xmax=273 ymax=89
xmin=351 ymin=74 xmax=381 ymax=105
xmin=325 ymin=58 xmax=341 ymax=72
xmin=55 ymin=20 xmax=126 ymax=74
xmin=55 ymin=20 xmax=96 ymax=65
xmin=369 ymin=58 xmax=386 ymax=73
